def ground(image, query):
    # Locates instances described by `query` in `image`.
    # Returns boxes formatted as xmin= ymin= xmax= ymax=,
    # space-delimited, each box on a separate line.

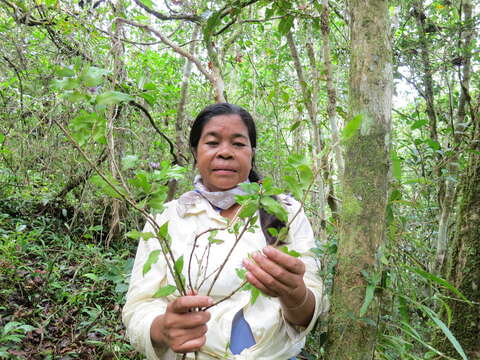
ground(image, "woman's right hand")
xmin=150 ymin=295 xmax=213 ymax=353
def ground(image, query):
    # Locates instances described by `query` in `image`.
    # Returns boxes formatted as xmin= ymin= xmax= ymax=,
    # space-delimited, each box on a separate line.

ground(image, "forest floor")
xmin=0 ymin=196 xmax=321 ymax=359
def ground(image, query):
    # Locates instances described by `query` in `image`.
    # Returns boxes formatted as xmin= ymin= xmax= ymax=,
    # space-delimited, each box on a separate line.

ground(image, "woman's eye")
xmin=234 ymin=142 xmax=246 ymax=147
xmin=206 ymin=141 xmax=218 ymax=146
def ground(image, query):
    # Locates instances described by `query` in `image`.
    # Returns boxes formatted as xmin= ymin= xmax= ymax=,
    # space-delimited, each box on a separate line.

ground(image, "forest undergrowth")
xmin=0 ymin=191 xmax=142 ymax=359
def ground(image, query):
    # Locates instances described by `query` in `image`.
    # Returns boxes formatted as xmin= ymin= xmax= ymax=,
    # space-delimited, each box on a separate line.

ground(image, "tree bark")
xmin=321 ymin=0 xmax=344 ymax=177
xmin=443 ymin=106 xmax=480 ymax=359
xmin=441 ymin=2 xmax=479 ymax=357
xmin=286 ymin=29 xmax=327 ymax=237
xmin=434 ymin=0 xmax=473 ymax=274
xmin=167 ymin=26 xmax=199 ymax=202
xmin=326 ymin=1 xmax=392 ymax=358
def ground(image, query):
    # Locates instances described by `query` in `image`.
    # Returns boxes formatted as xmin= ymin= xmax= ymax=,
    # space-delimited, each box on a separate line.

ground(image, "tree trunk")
xmin=443 ymin=115 xmax=480 ymax=359
xmin=106 ymin=10 xmax=127 ymax=247
xmin=321 ymin=0 xmax=344 ymax=177
xmin=326 ymin=0 xmax=392 ymax=358
xmin=441 ymin=2 xmax=479 ymax=357
xmin=286 ymin=29 xmax=327 ymax=238
xmin=434 ymin=0 xmax=473 ymax=274
xmin=167 ymin=26 xmax=199 ymax=202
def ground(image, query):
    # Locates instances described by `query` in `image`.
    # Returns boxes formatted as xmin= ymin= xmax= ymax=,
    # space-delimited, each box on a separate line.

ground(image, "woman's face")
xmin=195 ymin=114 xmax=253 ymax=192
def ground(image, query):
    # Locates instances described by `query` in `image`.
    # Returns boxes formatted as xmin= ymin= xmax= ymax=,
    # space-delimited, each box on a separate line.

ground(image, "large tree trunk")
xmin=326 ymin=0 xmax=392 ymax=358
xmin=443 ymin=116 xmax=480 ymax=359
xmin=434 ymin=0 xmax=473 ymax=274
xmin=442 ymin=4 xmax=479 ymax=349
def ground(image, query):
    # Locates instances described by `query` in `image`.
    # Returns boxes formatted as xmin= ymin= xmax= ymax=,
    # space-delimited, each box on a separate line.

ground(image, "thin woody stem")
xmin=203 ymin=280 xmax=248 ymax=311
xmin=187 ymin=206 xmax=244 ymax=292
xmin=206 ymin=216 xmax=254 ymax=296
xmin=187 ymin=226 xmax=226 ymax=292
xmin=114 ymin=18 xmax=214 ymax=84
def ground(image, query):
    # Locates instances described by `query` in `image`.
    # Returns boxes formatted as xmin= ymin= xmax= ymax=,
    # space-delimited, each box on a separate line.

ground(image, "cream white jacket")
xmin=122 ymin=192 xmax=328 ymax=360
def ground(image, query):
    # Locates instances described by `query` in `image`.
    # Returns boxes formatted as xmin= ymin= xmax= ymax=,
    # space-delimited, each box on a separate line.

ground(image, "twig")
xmin=203 ymin=280 xmax=248 ymax=310
xmin=187 ymin=226 xmax=226 ymax=292
xmin=128 ymin=101 xmax=184 ymax=165
xmin=206 ymin=216 xmax=254 ymax=296
xmin=115 ymin=18 xmax=215 ymax=89
xmin=132 ymin=0 xmax=201 ymax=23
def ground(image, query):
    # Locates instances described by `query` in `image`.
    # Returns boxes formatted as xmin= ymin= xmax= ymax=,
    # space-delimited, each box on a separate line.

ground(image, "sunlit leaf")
xmin=143 ymin=249 xmax=161 ymax=276
xmin=278 ymin=16 xmax=294 ymax=35
xmin=279 ymin=245 xmax=300 ymax=258
xmin=391 ymin=150 xmax=402 ymax=181
xmin=238 ymin=200 xmax=258 ymax=218
xmin=260 ymin=196 xmax=288 ymax=222
xmin=406 ymin=266 xmax=469 ymax=301
xmin=122 ymin=155 xmax=139 ymax=170
xmin=174 ymin=255 xmax=184 ymax=275
xmin=153 ymin=285 xmax=176 ymax=298
xmin=342 ymin=114 xmax=363 ymax=141
xmin=95 ymin=91 xmax=133 ymax=106
xmin=411 ymin=119 xmax=428 ymax=130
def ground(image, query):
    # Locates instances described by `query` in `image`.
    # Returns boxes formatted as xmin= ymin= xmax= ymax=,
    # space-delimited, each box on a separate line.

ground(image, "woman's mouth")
xmin=212 ymin=168 xmax=237 ymax=174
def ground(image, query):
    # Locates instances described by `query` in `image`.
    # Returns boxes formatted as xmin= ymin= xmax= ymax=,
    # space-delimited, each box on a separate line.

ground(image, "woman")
xmin=123 ymin=103 xmax=328 ymax=359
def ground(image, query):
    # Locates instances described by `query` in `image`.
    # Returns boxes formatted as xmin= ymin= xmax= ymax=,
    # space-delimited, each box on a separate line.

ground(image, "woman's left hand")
xmin=242 ymin=246 xmax=307 ymax=308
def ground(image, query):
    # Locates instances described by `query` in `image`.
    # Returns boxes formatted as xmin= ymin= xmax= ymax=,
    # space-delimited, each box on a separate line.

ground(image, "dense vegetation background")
xmin=0 ymin=0 xmax=478 ymax=359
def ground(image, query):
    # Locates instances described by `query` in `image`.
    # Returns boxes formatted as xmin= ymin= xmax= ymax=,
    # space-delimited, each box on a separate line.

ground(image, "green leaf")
xmin=236 ymin=268 xmax=247 ymax=280
xmin=289 ymin=120 xmax=302 ymax=132
xmin=90 ymin=174 xmax=125 ymax=199
xmin=283 ymin=175 xmax=301 ymax=199
xmin=62 ymin=90 xmax=85 ymax=103
xmin=297 ymin=164 xmax=313 ymax=186
xmin=422 ymin=306 xmax=468 ymax=360
xmin=143 ymin=249 xmax=161 ymax=276
xmin=95 ymin=91 xmax=133 ymax=106
xmin=260 ymin=197 xmax=288 ymax=222
xmin=80 ymin=66 xmax=110 ymax=87
xmin=126 ymin=230 xmax=155 ymax=241
xmin=148 ymin=192 xmax=167 ymax=211
xmin=359 ymin=282 xmax=375 ymax=317
xmin=279 ymin=245 xmax=300 ymax=258
xmin=83 ymin=273 xmax=99 ymax=282
xmin=250 ymin=287 xmax=261 ymax=304
xmin=425 ymin=139 xmax=441 ymax=151
xmin=122 ymin=155 xmax=139 ymax=170
xmin=342 ymin=114 xmax=363 ymax=141
xmin=139 ymin=92 xmax=156 ymax=106
xmin=174 ymin=255 xmax=184 ymax=275
xmin=158 ymin=222 xmax=169 ymax=238
xmin=153 ymin=285 xmax=176 ymax=298
xmin=411 ymin=119 xmax=428 ymax=130
xmin=278 ymin=16 xmax=294 ymax=35
xmin=52 ymin=77 xmax=79 ymax=90
xmin=238 ymin=201 xmax=258 ymax=218
xmin=56 ymin=67 xmax=75 ymax=77
xmin=138 ymin=0 xmax=154 ymax=8
xmin=398 ymin=296 xmax=410 ymax=324
xmin=0 ymin=133 xmax=5 ymax=143
xmin=405 ymin=266 xmax=469 ymax=301
xmin=391 ymin=151 xmax=402 ymax=181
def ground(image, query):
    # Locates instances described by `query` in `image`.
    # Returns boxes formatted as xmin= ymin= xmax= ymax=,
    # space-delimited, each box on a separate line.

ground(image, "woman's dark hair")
xmin=189 ymin=103 xmax=286 ymax=245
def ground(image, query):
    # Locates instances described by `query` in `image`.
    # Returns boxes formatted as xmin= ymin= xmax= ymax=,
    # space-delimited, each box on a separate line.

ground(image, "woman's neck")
xmin=220 ymin=203 xmax=240 ymax=220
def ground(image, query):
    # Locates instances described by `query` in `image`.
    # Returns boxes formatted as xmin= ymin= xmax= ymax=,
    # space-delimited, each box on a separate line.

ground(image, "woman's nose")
xmin=216 ymin=143 xmax=234 ymax=159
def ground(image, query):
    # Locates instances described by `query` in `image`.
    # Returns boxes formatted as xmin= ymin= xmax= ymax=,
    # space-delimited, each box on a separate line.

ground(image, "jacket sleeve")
xmin=281 ymin=196 xmax=330 ymax=342
xmin=122 ymin=206 xmax=174 ymax=360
